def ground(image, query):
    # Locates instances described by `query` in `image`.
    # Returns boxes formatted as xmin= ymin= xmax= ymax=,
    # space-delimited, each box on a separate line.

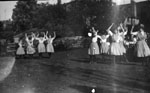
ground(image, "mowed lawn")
xmin=0 ymin=48 xmax=150 ymax=93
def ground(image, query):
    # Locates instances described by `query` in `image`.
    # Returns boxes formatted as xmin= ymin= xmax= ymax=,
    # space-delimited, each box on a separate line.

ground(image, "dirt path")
xmin=0 ymin=48 xmax=150 ymax=93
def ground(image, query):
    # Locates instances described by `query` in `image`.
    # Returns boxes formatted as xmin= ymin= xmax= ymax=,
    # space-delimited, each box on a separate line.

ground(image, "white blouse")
xmin=92 ymin=35 xmax=101 ymax=42
xmin=37 ymin=38 xmax=46 ymax=44
xmin=47 ymin=38 xmax=54 ymax=44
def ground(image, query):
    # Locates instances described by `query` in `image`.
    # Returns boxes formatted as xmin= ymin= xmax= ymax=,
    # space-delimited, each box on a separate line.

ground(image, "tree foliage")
xmin=12 ymin=0 xmax=37 ymax=32
xmin=11 ymin=0 xmax=118 ymax=36
xmin=0 ymin=21 xmax=3 ymax=32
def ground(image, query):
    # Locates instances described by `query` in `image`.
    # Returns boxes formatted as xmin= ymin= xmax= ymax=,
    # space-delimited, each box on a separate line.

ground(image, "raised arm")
xmin=106 ymin=23 xmax=114 ymax=36
xmin=53 ymin=32 xmax=56 ymax=39
xmin=31 ymin=32 xmax=35 ymax=41
xmin=50 ymin=32 xmax=56 ymax=43
xmin=106 ymin=34 xmax=110 ymax=38
xmin=120 ymin=23 xmax=128 ymax=35
xmin=96 ymin=34 xmax=101 ymax=39
xmin=107 ymin=29 xmax=113 ymax=36
xmin=91 ymin=27 xmax=99 ymax=34
xmin=92 ymin=27 xmax=95 ymax=32
xmin=130 ymin=25 xmax=138 ymax=35
xmin=45 ymin=31 xmax=48 ymax=39
xmin=124 ymin=18 xmax=128 ymax=27
xmin=31 ymin=32 xmax=34 ymax=37
xmin=120 ymin=23 xmax=125 ymax=32
xmin=124 ymin=27 xmax=128 ymax=35
xmin=25 ymin=33 xmax=28 ymax=41
xmin=37 ymin=33 xmax=39 ymax=37
xmin=43 ymin=32 xmax=47 ymax=41
xmin=91 ymin=27 xmax=96 ymax=33
xmin=107 ymin=23 xmax=114 ymax=31
xmin=34 ymin=32 xmax=39 ymax=40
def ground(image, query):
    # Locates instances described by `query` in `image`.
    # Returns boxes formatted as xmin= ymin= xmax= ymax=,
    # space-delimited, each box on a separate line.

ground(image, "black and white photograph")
xmin=0 ymin=0 xmax=150 ymax=93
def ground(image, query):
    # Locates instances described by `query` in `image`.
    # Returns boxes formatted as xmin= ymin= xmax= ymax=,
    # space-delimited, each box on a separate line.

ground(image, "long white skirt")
xmin=16 ymin=47 xmax=25 ymax=55
xmin=135 ymin=40 xmax=150 ymax=57
xmin=38 ymin=43 xmax=46 ymax=53
xmin=88 ymin=42 xmax=100 ymax=55
xmin=100 ymin=42 xmax=110 ymax=54
xmin=47 ymin=43 xmax=54 ymax=53
xmin=27 ymin=46 xmax=35 ymax=54
xmin=109 ymin=42 xmax=123 ymax=55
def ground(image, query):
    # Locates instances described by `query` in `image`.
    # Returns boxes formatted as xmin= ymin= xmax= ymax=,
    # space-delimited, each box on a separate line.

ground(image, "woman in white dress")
xmin=88 ymin=27 xmax=101 ymax=63
xmin=34 ymin=32 xmax=47 ymax=57
xmin=100 ymin=32 xmax=110 ymax=54
xmin=107 ymin=23 xmax=124 ymax=64
xmin=45 ymin=31 xmax=56 ymax=57
xmin=130 ymin=24 xmax=150 ymax=65
xmin=99 ymin=31 xmax=110 ymax=62
xmin=25 ymin=33 xmax=36 ymax=58
xmin=16 ymin=39 xmax=25 ymax=58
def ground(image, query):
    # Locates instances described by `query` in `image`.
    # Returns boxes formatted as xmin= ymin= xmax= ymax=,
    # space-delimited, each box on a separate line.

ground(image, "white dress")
xmin=26 ymin=40 xmax=35 ymax=54
xmin=88 ymin=36 xmax=100 ymax=55
xmin=38 ymin=38 xmax=46 ymax=53
xmin=100 ymin=35 xmax=110 ymax=54
xmin=47 ymin=38 xmax=54 ymax=53
xmin=135 ymin=32 xmax=150 ymax=57
xmin=16 ymin=42 xmax=25 ymax=55
xmin=109 ymin=33 xmax=123 ymax=55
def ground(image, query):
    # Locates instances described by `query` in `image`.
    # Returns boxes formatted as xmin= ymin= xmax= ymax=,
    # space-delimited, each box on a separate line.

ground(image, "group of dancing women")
xmin=88 ymin=22 xmax=150 ymax=65
xmin=15 ymin=19 xmax=150 ymax=65
xmin=16 ymin=31 xmax=56 ymax=58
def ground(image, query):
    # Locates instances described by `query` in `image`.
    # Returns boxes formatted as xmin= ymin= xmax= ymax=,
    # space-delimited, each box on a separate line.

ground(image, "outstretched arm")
xmin=107 ymin=29 xmax=113 ymax=36
xmin=106 ymin=34 xmax=110 ymax=38
xmin=51 ymin=32 xmax=56 ymax=43
xmin=25 ymin=33 xmax=28 ymax=41
xmin=91 ymin=27 xmax=96 ymax=33
xmin=130 ymin=25 xmax=138 ymax=35
xmin=124 ymin=18 xmax=128 ymax=27
xmin=31 ymin=32 xmax=35 ymax=41
xmin=107 ymin=23 xmax=114 ymax=31
xmin=92 ymin=27 xmax=95 ymax=32
xmin=120 ymin=23 xmax=125 ymax=32
xmin=120 ymin=23 xmax=128 ymax=35
xmin=45 ymin=31 xmax=48 ymax=40
xmin=37 ymin=33 xmax=39 ymax=37
xmin=91 ymin=27 xmax=99 ymax=34
xmin=53 ymin=32 xmax=56 ymax=39
xmin=124 ymin=27 xmax=128 ymax=35
xmin=97 ymin=34 xmax=102 ymax=40
xmin=34 ymin=32 xmax=39 ymax=40
xmin=43 ymin=32 xmax=47 ymax=41
xmin=106 ymin=23 xmax=114 ymax=36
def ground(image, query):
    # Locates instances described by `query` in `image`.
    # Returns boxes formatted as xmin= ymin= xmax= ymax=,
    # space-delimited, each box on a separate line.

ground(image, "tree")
xmin=0 ymin=21 xmax=3 ymax=32
xmin=67 ymin=0 xmax=114 ymax=36
xmin=31 ymin=3 xmax=67 ymax=37
xmin=11 ymin=0 xmax=115 ymax=37
xmin=12 ymin=0 xmax=37 ymax=33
